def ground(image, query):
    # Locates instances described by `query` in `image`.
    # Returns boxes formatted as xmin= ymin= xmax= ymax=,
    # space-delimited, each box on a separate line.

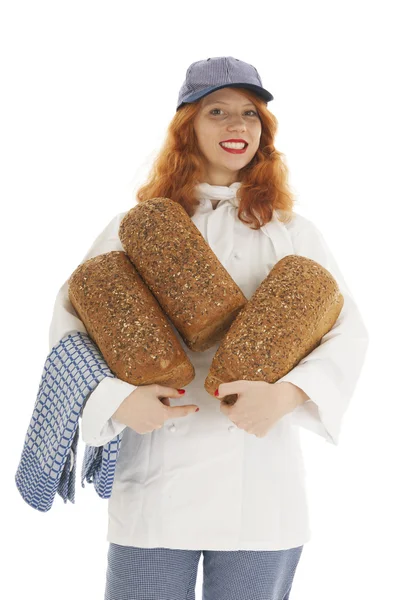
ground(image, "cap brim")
xmin=177 ymin=83 xmax=274 ymax=111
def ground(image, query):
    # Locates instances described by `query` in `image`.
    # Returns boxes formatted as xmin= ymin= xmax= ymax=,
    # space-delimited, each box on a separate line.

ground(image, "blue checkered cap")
xmin=176 ymin=56 xmax=274 ymax=111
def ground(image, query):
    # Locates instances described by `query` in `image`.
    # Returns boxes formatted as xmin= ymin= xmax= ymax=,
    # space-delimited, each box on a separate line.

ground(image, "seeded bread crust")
xmin=119 ymin=197 xmax=248 ymax=352
xmin=68 ymin=251 xmax=195 ymax=388
xmin=205 ymin=255 xmax=344 ymax=405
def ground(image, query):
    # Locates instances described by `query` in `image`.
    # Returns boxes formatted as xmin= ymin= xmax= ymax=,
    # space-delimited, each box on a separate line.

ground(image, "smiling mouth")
xmin=219 ymin=142 xmax=248 ymax=154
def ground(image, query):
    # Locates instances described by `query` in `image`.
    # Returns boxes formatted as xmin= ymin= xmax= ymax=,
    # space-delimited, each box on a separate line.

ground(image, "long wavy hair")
xmin=135 ymin=87 xmax=296 ymax=229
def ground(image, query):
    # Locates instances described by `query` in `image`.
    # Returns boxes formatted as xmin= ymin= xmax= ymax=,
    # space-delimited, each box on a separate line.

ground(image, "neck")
xmin=202 ymin=179 xmax=239 ymax=187
xmin=200 ymin=170 xmax=240 ymax=187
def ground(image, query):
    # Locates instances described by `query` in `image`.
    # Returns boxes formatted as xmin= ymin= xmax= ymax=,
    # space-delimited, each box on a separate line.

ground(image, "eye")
xmin=209 ymin=108 xmax=258 ymax=116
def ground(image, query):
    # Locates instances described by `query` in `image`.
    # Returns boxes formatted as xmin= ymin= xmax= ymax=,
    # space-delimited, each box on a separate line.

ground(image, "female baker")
xmin=49 ymin=56 xmax=369 ymax=600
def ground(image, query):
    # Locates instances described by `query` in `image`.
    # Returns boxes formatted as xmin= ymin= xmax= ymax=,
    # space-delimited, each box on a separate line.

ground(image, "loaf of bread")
xmin=204 ymin=255 xmax=344 ymax=405
xmin=119 ymin=198 xmax=248 ymax=351
xmin=68 ymin=250 xmax=195 ymax=388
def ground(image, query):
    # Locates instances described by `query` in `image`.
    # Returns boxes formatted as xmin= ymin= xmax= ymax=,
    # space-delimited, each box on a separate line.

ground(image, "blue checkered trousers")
xmin=15 ymin=331 xmax=122 ymax=511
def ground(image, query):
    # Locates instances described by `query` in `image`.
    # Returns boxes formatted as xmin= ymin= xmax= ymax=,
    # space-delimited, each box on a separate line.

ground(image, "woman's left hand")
xmin=218 ymin=380 xmax=307 ymax=438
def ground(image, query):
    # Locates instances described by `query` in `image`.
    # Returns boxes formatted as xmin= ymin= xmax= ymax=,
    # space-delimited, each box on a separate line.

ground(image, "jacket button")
xmin=168 ymin=424 xmax=176 ymax=432
xmin=228 ymin=425 xmax=236 ymax=432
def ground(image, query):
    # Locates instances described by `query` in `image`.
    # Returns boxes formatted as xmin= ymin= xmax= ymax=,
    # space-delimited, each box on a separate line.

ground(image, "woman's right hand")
xmin=111 ymin=384 xmax=199 ymax=434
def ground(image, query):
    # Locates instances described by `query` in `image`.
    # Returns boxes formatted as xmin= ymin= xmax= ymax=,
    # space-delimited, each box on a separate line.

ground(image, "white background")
xmin=2 ymin=1 xmax=399 ymax=598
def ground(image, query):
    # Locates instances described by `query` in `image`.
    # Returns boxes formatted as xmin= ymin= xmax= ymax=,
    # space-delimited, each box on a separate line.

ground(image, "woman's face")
xmin=193 ymin=87 xmax=262 ymax=186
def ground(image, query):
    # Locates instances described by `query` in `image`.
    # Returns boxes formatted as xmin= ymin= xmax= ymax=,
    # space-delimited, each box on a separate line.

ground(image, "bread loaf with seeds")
xmin=68 ymin=250 xmax=195 ymax=388
xmin=119 ymin=197 xmax=248 ymax=352
xmin=205 ymin=255 xmax=344 ymax=405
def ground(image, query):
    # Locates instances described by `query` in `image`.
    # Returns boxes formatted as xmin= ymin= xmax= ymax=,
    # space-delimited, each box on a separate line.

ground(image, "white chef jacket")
xmin=48 ymin=181 xmax=369 ymax=551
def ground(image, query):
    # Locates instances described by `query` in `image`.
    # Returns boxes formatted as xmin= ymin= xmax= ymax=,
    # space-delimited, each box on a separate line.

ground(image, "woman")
xmin=48 ymin=56 xmax=369 ymax=599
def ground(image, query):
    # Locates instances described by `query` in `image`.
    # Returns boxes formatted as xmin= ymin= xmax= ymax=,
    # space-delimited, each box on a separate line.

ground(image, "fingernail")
xmin=214 ymin=389 xmax=219 ymax=396
xmin=195 ymin=407 xmax=200 ymax=412
xmin=177 ymin=389 xmax=185 ymax=394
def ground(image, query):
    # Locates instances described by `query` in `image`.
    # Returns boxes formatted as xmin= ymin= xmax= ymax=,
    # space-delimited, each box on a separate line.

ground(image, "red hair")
xmin=136 ymin=87 xmax=296 ymax=229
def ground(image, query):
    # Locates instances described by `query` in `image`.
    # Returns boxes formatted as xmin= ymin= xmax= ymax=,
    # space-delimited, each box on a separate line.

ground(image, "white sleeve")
xmin=47 ymin=210 xmax=138 ymax=446
xmin=81 ymin=377 xmax=138 ymax=447
xmin=48 ymin=211 xmax=127 ymax=351
xmin=276 ymin=221 xmax=370 ymax=446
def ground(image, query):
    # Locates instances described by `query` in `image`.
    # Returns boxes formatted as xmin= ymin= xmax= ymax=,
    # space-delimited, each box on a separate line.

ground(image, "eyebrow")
xmin=204 ymin=100 xmax=256 ymax=107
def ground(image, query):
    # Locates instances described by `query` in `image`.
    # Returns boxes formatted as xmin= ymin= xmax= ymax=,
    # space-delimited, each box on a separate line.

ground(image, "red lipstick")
xmin=219 ymin=139 xmax=248 ymax=154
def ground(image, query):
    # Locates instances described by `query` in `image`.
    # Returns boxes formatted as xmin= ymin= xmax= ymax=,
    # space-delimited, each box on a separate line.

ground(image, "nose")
xmin=227 ymin=119 xmax=246 ymax=132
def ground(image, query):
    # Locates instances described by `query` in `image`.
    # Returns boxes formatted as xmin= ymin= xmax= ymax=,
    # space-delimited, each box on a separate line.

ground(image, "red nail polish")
xmin=177 ymin=389 xmax=185 ymax=394
xmin=214 ymin=389 xmax=219 ymax=396
xmin=195 ymin=407 xmax=200 ymax=412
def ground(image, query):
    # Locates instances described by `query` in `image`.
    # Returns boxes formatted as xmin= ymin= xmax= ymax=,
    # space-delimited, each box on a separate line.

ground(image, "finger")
xmin=216 ymin=380 xmax=244 ymax=398
xmin=155 ymin=385 xmax=186 ymax=398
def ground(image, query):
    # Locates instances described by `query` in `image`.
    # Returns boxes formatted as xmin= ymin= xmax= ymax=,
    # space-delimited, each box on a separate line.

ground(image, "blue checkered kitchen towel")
xmin=15 ymin=331 xmax=123 ymax=512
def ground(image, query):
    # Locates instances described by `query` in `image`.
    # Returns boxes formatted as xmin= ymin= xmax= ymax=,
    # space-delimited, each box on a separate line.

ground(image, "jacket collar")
xmin=194 ymin=181 xmax=242 ymax=207
xmin=193 ymin=181 xmax=294 ymax=262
